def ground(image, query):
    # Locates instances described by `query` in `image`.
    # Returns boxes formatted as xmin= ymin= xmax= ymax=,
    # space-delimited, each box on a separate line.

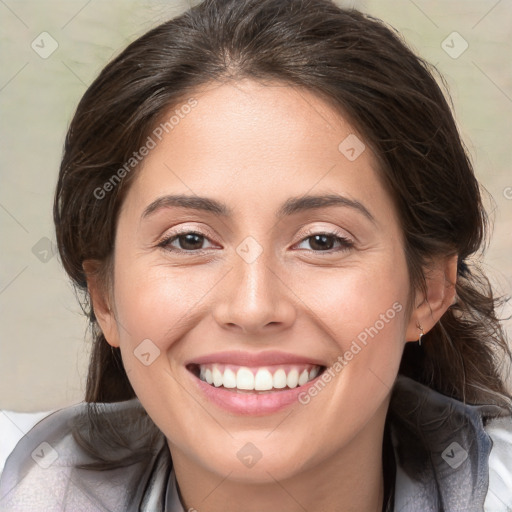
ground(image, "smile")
xmin=184 ymin=350 xmax=328 ymax=415
xmin=188 ymin=363 xmax=325 ymax=393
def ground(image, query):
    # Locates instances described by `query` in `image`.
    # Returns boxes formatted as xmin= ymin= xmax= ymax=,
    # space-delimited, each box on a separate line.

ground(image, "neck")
xmin=169 ymin=402 xmax=389 ymax=512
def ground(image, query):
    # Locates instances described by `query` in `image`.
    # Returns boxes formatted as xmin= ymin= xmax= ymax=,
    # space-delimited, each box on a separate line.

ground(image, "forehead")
xmin=160 ymin=78 xmax=363 ymax=163
xmin=122 ymin=79 xmax=392 ymax=223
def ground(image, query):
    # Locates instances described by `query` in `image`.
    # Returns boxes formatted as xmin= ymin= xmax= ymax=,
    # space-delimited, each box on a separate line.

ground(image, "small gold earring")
xmin=417 ymin=325 xmax=424 ymax=346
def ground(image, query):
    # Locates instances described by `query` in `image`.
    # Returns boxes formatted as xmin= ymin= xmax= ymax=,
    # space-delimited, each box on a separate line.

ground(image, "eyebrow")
xmin=141 ymin=193 xmax=375 ymax=223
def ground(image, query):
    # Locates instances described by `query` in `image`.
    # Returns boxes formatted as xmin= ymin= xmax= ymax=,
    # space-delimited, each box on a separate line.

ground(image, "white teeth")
xmin=254 ymin=369 xmax=273 ymax=391
xmin=212 ymin=366 xmax=223 ymax=387
xmin=273 ymin=369 xmax=287 ymax=388
xmin=197 ymin=364 xmax=323 ymax=391
xmin=236 ymin=367 xmax=255 ymax=390
xmin=223 ymin=368 xmax=237 ymax=388
xmin=286 ymin=369 xmax=299 ymax=388
xmin=298 ymin=369 xmax=309 ymax=386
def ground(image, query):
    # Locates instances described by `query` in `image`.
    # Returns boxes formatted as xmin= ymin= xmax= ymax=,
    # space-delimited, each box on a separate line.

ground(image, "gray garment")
xmin=0 ymin=375 xmax=510 ymax=511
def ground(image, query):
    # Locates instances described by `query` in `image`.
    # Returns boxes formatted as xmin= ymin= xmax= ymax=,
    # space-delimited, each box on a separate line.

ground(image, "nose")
xmin=212 ymin=246 xmax=297 ymax=335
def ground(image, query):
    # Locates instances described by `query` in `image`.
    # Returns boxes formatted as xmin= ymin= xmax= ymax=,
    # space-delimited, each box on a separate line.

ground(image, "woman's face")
xmin=95 ymin=79 xmax=422 ymax=483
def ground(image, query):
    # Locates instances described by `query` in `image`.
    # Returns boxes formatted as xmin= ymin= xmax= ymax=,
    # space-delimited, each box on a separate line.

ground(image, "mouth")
xmin=186 ymin=363 xmax=327 ymax=394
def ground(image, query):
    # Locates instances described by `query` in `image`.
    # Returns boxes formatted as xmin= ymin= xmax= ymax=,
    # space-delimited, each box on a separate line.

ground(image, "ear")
xmin=405 ymin=254 xmax=458 ymax=342
xmin=82 ymin=259 xmax=120 ymax=348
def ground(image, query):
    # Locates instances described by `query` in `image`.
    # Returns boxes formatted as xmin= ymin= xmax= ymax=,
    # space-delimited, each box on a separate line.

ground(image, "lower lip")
xmin=188 ymin=368 xmax=325 ymax=415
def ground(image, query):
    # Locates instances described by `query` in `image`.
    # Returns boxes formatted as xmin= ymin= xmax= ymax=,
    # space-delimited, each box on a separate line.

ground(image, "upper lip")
xmin=186 ymin=350 xmax=326 ymax=367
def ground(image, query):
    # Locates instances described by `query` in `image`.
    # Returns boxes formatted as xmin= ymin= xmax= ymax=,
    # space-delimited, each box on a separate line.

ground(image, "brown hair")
xmin=54 ymin=0 xmax=511 ymax=408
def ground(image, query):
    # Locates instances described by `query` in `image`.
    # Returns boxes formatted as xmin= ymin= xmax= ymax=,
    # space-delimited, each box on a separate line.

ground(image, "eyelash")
xmin=157 ymin=228 xmax=354 ymax=254
xmin=295 ymin=228 xmax=354 ymax=253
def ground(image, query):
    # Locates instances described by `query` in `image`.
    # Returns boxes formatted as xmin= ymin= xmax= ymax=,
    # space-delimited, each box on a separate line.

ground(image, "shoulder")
xmin=0 ymin=399 xmax=170 ymax=512
xmin=0 ymin=401 xmax=96 ymax=511
xmin=483 ymin=414 xmax=512 ymax=510
xmin=0 ymin=409 xmax=54 ymax=477
xmin=389 ymin=375 xmax=512 ymax=511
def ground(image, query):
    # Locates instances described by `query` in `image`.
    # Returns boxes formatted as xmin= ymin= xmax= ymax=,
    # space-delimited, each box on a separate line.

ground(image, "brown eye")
xmin=295 ymin=232 xmax=354 ymax=252
xmin=158 ymin=232 xmax=215 ymax=252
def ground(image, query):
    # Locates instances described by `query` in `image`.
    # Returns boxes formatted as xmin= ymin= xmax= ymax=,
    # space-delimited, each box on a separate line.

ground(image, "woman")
xmin=1 ymin=0 xmax=511 ymax=510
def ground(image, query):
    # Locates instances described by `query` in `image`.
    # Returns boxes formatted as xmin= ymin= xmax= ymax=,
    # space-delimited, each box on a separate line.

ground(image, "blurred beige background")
xmin=0 ymin=0 xmax=511 ymax=412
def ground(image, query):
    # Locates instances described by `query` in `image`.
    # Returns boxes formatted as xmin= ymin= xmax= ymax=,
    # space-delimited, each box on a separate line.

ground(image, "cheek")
xmin=295 ymin=261 xmax=409 ymax=344
xmin=287 ymin=264 xmax=410 ymax=447
xmin=289 ymin=257 xmax=411 ymax=407
xmin=112 ymin=260 xmax=217 ymax=353
xmin=114 ymin=250 xmax=215 ymax=384
xmin=111 ymin=261 xmax=219 ymax=408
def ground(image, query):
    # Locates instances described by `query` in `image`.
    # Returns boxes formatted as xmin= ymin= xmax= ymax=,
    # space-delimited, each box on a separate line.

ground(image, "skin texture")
xmin=86 ymin=79 xmax=457 ymax=512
